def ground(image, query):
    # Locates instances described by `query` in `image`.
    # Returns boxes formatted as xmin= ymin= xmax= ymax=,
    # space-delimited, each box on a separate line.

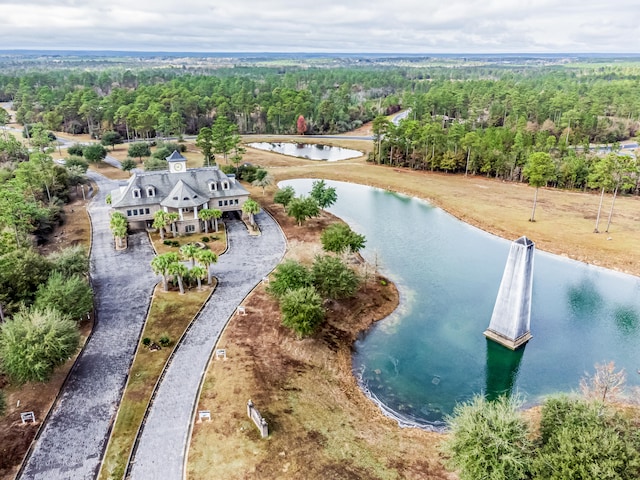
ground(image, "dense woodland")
xmin=1 ymin=60 xmax=640 ymax=195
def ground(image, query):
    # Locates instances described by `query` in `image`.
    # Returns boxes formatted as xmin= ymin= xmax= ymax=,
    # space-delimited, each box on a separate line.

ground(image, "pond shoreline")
xmin=247 ymin=141 xmax=363 ymax=161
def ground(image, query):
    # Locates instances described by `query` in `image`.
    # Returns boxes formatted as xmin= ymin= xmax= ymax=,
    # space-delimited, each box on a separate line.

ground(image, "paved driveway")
xmin=129 ymin=212 xmax=286 ymax=479
xmin=19 ymin=172 xmax=158 ymax=480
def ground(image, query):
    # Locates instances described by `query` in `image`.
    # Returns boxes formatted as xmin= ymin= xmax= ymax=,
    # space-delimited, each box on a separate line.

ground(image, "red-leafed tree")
xmin=296 ymin=115 xmax=307 ymax=135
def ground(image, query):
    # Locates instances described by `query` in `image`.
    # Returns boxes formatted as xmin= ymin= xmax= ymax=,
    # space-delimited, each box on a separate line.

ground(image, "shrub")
xmin=64 ymin=155 xmax=89 ymax=172
xmin=311 ymin=255 xmax=360 ymax=299
xmin=120 ymin=158 xmax=137 ymax=172
xmin=159 ymin=335 xmax=171 ymax=347
xmin=0 ymin=306 xmax=80 ymax=383
xmin=49 ymin=245 xmax=89 ymax=278
xmin=0 ymin=389 xmax=5 ymax=416
xmin=142 ymin=337 xmax=151 ymax=347
xmin=280 ymin=287 xmax=325 ymax=337
xmin=532 ymin=396 xmax=640 ymax=480
xmin=321 ymin=223 xmax=366 ymax=255
xmin=266 ymin=260 xmax=312 ymax=299
xmin=34 ymin=272 xmax=93 ymax=320
xmin=144 ymin=157 xmax=168 ymax=171
xmin=67 ymin=143 xmax=85 ymax=156
xmin=163 ymin=239 xmax=173 ymax=246
xmin=441 ymin=395 xmax=532 ymax=480
xmin=201 ymin=236 xmax=210 ymax=243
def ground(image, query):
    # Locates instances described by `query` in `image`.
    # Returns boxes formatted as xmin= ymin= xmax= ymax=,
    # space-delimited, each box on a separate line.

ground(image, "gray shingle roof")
xmin=110 ymin=165 xmax=249 ymax=209
xmin=160 ymin=180 xmax=203 ymax=208
xmin=166 ymin=150 xmax=186 ymax=162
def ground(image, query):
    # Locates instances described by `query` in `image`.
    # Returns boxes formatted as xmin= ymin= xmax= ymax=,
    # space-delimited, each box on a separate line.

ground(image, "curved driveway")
xmin=129 ymin=213 xmax=286 ymax=479
xmin=20 ymin=172 xmax=157 ymax=479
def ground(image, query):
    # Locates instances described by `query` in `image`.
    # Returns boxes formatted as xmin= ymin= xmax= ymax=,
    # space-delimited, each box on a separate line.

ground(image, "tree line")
xmin=0 ymin=125 xmax=92 ymax=407
xmin=4 ymin=62 xmax=640 ymax=143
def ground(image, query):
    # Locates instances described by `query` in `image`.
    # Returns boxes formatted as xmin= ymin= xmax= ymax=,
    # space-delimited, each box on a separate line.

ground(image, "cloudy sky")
xmin=2 ymin=0 xmax=639 ymax=53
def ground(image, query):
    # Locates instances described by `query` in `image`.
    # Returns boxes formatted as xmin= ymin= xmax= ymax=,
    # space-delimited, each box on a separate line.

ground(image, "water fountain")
xmin=484 ymin=236 xmax=535 ymax=350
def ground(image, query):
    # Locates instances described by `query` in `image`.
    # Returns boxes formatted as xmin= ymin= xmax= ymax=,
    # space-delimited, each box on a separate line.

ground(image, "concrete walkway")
xmin=129 ymin=213 xmax=286 ymax=479
xmin=19 ymin=172 xmax=157 ymax=480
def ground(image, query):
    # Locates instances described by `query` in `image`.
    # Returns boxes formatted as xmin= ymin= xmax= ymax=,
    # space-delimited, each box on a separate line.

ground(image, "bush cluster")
xmin=267 ymin=255 xmax=360 ymax=337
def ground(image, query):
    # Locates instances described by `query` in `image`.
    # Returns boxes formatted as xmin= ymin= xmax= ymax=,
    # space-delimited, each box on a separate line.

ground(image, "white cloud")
xmin=1 ymin=0 xmax=639 ymax=52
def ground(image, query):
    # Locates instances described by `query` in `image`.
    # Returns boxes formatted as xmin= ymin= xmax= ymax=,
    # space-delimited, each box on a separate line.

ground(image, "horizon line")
xmin=1 ymin=49 xmax=640 ymax=57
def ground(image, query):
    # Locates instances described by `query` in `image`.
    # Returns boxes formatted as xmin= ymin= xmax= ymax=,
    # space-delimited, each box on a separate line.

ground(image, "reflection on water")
xmin=567 ymin=279 xmax=603 ymax=319
xmin=614 ymin=307 xmax=640 ymax=335
xmin=485 ymin=340 xmax=525 ymax=401
xmin=247 ymin=142 xmax=362 ymax=161
xmin=281 ymin=179 xmax=640 ymax=428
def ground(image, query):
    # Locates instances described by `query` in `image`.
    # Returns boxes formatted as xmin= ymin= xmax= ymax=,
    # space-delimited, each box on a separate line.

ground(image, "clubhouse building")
xmin=109 ymin=151 xmax=250 ymax=234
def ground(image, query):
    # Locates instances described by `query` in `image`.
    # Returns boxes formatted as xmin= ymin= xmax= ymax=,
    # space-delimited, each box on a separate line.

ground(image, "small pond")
xmin=281 ymin=179 xmax=640 ymax=429
xmin=248 ymin=142 xmax=362 ymax=161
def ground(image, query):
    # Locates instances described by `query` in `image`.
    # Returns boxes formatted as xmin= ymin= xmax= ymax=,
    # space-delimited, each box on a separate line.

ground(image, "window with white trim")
xmin=147 ymin=186 xmax=155 ymax=197
xmin=133 ymin=189 xmax=141 ymax=198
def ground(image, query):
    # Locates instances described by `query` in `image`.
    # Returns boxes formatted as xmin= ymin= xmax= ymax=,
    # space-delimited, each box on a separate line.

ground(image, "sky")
xmin=2 ymin=0 xmax=640 ymax=54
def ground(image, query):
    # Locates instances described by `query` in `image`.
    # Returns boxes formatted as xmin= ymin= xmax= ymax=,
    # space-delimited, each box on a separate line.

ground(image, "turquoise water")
xmin=281 ymin=179 xmax=640 ymax=428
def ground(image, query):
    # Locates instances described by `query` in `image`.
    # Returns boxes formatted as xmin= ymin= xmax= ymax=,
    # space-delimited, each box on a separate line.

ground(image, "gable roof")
xmin=160 ymin=180 xmax=203 ymax=208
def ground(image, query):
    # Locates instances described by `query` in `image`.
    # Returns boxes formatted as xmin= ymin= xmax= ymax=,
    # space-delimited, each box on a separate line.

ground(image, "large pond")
xmin=248 ymin=142 xmax=362 ymax=161
xmin=281 ymin=179 xmax=640 ymax=429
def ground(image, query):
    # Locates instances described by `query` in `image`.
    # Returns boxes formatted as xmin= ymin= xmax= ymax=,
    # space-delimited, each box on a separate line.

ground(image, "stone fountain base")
xmin=484 ymin=328 xmax=532 ymax=350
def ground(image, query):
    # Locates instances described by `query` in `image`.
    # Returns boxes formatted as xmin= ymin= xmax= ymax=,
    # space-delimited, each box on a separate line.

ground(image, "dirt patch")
xmin=38 ymin=189 xmax=92 ymax=256
xmin=187 ymin=195 xmax=452 ymax=479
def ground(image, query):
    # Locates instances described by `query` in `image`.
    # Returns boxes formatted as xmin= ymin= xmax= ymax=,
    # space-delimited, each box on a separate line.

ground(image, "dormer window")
xmin=147 ymin=186 xmax=155 ymax=197
xmin=222 ymin=181 xmax=229 ymax=190
xmin=208 ymin=182 xmax=217 ymax=191
xmin=133 ymin=188 xmax=141 ymax=198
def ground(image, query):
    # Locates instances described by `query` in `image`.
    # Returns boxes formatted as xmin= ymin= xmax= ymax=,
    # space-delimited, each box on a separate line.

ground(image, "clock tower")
xmin=166 ymin=150 xmax=187 ymax=173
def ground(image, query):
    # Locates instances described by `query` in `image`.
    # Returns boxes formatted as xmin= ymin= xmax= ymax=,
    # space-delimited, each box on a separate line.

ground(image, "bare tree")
xmin=580 ymin=361 xmax=626 ymax=404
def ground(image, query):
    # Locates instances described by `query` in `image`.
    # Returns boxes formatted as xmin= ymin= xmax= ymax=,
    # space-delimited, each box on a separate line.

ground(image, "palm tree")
xmin=190 ymin=266 xmax=207 ymax=291
xmin=180 ymin=243 xmax=199 ymax=267
xmin=109 ymin=212 xmax=128 ymax=249
xmin=168 ymin=261 xmax=188 ymax=295
xmin=152 ymin=210 xmax=168 ymax=240
xmin=166 ymin=212 xmax=179 ymax=237
xmin=242 ymin=199 xmax=260 ymax=227
xmin=198 ymin=208 xmax=222 ymax=233
xmin=195 ymin=249 xmax=218 ymax=285
xmin=151 ymin=252 xmax=179 ymax=291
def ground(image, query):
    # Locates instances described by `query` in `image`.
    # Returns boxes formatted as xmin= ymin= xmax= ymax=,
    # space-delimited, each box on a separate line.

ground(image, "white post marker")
xmin=198 ymin=410 xmax=211 ymax=422
xmin=21 ymin=412 xmax=36 ymax=424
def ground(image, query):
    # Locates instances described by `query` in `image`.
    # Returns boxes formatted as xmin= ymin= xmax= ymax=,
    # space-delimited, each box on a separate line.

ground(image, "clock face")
xmin=174 ymin=163 xmax=183 ymax=171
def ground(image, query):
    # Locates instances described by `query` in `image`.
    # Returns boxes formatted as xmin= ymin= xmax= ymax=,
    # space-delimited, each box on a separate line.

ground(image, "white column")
xmin=179 ymin=208 xmax=184 ymax=221
xmin=194 ymin=204 xmax=198 ymax=220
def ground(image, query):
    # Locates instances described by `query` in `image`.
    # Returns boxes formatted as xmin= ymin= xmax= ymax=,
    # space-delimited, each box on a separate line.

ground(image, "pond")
xmin=281 ymin=179 xmax=640 ymax=429
xmin=247 ymin=142 xmax=363 ymax=161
